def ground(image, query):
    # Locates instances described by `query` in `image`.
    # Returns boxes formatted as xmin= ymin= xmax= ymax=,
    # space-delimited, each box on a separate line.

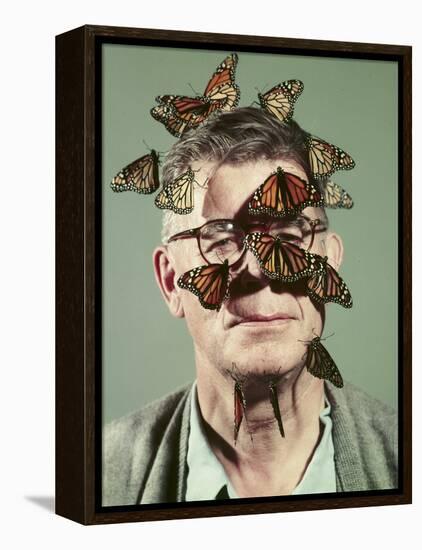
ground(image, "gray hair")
xmin=160 ymin=107 xmax=326 ymax=243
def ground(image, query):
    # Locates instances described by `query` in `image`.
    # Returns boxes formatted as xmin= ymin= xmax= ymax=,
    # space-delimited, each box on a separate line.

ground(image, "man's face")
xmin=162 ymin=157 xmax=336 ymax=380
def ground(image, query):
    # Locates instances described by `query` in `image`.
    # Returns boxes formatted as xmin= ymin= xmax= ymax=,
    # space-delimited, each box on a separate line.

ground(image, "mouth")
xmin=231 ymin=313 xmax=296 ymax=327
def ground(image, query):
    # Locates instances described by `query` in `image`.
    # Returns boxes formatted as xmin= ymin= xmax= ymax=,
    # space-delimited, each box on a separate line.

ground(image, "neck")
xmin=195 ymin=352 xmax=326 ymax=496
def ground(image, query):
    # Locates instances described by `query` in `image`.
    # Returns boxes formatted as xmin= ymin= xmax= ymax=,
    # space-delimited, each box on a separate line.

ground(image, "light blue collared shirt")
xmin=185 ymin=382 xmax=336 ymax=501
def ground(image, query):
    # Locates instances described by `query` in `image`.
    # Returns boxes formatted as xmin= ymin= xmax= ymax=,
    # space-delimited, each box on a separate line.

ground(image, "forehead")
xmin=194 ymin=157 xmax=308 ymax=221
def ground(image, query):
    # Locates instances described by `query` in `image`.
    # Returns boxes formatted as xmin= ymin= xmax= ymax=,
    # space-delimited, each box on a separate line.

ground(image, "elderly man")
xmin=103 ymin=108 xmax=397 ymax=506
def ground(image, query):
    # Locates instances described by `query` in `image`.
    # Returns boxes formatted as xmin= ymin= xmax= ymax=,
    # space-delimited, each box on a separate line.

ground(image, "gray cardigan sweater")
xmin=102 ymin=381 xmax=398 ymax=506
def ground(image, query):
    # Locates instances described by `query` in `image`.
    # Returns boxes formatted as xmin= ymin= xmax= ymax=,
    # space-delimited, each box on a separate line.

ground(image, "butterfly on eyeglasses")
xmin=258 ymin=79 xmax=304 ymax=123
xmin=323 ymin=180 xmax=354 ymax=209
xmin=177 ymin=259 xmax=231 ymax=311
xmin=244 ymin=232 xmax=319 ymax=282
xmin=302 ymin=335 xmax=344 ymax=388
xmin=248 ymin=167 xmax=323 ymax=219
xmin=305 ymin=135 xmax=355 ymax=180
xmin=154 ymin=168 xmax=197 ymax=215
xmin=151 ymin=54 xmax=240 ymax=138
xmin=306 ymin=254 xmax=353 ymax=308
xmin=110 ymin=150 xmax=160 ymax=194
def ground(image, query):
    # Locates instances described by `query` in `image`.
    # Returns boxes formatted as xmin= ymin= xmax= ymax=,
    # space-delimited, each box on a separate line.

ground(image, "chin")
xmin=220 ymin=339 xmax=305 ymax=380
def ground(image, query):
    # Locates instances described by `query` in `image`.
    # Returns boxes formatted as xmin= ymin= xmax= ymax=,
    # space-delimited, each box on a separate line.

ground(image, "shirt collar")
xmin=186 ymin=380 xmax=335 ymax=501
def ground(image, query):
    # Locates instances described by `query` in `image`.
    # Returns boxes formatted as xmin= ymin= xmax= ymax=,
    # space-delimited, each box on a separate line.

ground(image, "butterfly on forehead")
xmin=248 ymin=166 xmax=324 ymax=219
xmin=151 ymin=53 xmax=240 ymax=138
xmin=244 ymin=232 xmax=320 ymax=282
xmin=306 ymin=254 xmax=353 ymax=309
xmin=258 ymin=79 xmax=304 ymax=123
xmin=301 ymin=335 xmax=344 ymax=388
xmin=305 ymin=135 xmax=355 ymax=180
xmin=110 ymin=150 xmax=160 ymax=194
xmin=177 ymin=259 xmax=231 ymax=311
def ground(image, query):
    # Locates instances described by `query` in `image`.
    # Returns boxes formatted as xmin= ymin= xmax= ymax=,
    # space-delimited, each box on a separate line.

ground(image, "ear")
xmin=324 ymin=232 xmax=344 ymax=271
xmin=152 ymin=246 xmax=185 ymax=318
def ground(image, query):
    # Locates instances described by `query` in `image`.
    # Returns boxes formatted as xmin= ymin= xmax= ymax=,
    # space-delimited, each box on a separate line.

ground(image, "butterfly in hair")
xmin=151 ymin=54 xmax=240 ymax=137
xmin=306 ymin=254 xmax=353 ymax=308
xmin=301 ymin=335 xmax=344 ymax=388
xmin=110 ymin=150 xmax=160 ymax=194
xmin=323 ymin=180 xmax=354 ymax=209
xmin=305 ymin=135 xmax=355 ymax=180
xmin=248 ymin=167 xmax=323 ymax=218
xmin=177 ymin=259 xmax=231 ymax=311
xmin=258 ymin=79 xmax=304 ymax=123
xmin=244 ymin=232 xmax=319 ymax=282
xmin=154 ymin=168 xmax=197 ymax=215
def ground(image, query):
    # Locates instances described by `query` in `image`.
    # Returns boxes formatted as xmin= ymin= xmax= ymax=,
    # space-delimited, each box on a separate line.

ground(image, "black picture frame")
xmin=56 ymin=24 xmax=412 ymax=525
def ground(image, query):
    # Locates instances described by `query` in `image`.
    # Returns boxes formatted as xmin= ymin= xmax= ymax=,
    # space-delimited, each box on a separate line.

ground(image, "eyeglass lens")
xmin=199 ymin=218 xmax=319 ymax=265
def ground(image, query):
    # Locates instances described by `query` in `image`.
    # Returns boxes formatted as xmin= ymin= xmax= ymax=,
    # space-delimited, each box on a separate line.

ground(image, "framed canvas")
xmin=56 ymin=25 xmax=412 ymax=525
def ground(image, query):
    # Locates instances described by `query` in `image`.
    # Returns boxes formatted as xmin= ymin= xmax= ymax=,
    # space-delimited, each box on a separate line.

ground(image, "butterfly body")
xmin=306 ymin=254 xmax=353 ymax=308
xmin=110 ymin=150 xmax=160 ymax=194
xmin=258 ymin=79 xmax=304 ymax=122
xmin=234 ymin=381 xmax=246 ymax=444
xmin=248 ymin=167 xmax=323 ymax=218
xmin=303 ymin=336 xmax=344 ymax=388
xmin=177 ymin=259 xmax=231 ymax=311
xmin=305 ymin=136 xmax=355 ymax=180
xmin=151 ymin=54 xmax=240 ymax=137
xmin=244 ymin=232 xmax=319 ymax=282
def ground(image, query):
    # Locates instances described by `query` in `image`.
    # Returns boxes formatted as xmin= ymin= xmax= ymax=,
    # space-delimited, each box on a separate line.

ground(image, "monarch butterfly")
xmin=177 ymin=259 xmax=231 ymax=311
xmin=302 ymin=336 xmax=344 ymax=388
xmin=268 ymin=380 xmax=285 ymax=438
xmin=323 ymin=180 xmax=354 ymax=209
xmin=305 ymin=135 xmax=355 ymax=180
xmin=154 ymin=168 xmax=197 ymax=215
xmin=248 ymin=167 xmax=323 ymax=218
xmin=244 ymin=232 xmax=319 ymax=282
xmin=110 ymin=150 xmax=160 ymax=194
xmin=258 ymin=79 xmax=304 ymax=123
xmin=306 ymin=254 xmax=353 ymax=308
xmin=151 ymin=54 xmax=240 ymax=137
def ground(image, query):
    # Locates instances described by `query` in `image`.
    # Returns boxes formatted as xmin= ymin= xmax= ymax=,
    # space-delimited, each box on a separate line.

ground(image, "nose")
xmin=230 ymin=248 xmax=268 ymax=291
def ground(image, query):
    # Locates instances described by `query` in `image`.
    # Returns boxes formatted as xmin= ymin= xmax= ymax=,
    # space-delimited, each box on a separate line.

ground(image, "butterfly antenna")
xmin=188 ymin=82 xmax=200 ymax=96
xmin=321 ymin=332 xmax=335 ymax=341
xmin=268 ymin=381 xmax=285 ymax=438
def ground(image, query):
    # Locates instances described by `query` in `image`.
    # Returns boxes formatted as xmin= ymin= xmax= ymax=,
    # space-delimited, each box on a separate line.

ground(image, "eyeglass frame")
xmin=166 ymin=215 xmax=328 ymax=267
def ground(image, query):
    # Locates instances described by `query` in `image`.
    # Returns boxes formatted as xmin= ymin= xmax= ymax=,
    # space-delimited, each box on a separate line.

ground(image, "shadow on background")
xmin=25 ymin=496 xmax=55 ymax=513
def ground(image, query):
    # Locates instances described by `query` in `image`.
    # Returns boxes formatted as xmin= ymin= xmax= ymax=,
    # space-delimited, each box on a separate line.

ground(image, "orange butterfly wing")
xmin=258 ymin=79 xmax=304 ymax=122
xmin=249 ymin=168 xmax=323 ymax=218
xmin=110 ymin=151 xmax=160 ymax=194
xmin=306 ymin=255 xmax=353 ymax=308
xmin=304 ymin=337 xmax=344 ymax=388
xmin=245 ymin=232 xmax=318 ymax=282
xmin=177 ymin=260 xmax=231 ymax=311
xmin=151 ymin=54 xmax=240 ymax=137
xmin=306 ymin=136 xmax=355 ymax=180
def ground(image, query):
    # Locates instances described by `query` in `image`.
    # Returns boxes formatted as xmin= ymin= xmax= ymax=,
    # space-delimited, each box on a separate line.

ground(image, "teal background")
xmin=102 ymin=44 xmax=398 ymax=424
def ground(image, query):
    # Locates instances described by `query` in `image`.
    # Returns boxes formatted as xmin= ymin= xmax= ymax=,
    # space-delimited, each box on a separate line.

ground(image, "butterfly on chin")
xmin=177 ymin=259 xmax=231 ymax=311
xmin=301 ymin=335 xmax=344 ymax=388
xmin=110 ymin=150 xmax=160 ymax=194
xmin=258 ymin=79 xmax=304 ymax=123
xmin=151 ymin=53 xmax=240 ymax=138
xmin=248 ymin=166 xmax=324 ymax=219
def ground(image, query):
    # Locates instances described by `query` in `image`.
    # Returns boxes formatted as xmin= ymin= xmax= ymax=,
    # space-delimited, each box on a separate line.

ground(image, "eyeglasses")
xmin=167 ymin=216 xmax=327 ymax=266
